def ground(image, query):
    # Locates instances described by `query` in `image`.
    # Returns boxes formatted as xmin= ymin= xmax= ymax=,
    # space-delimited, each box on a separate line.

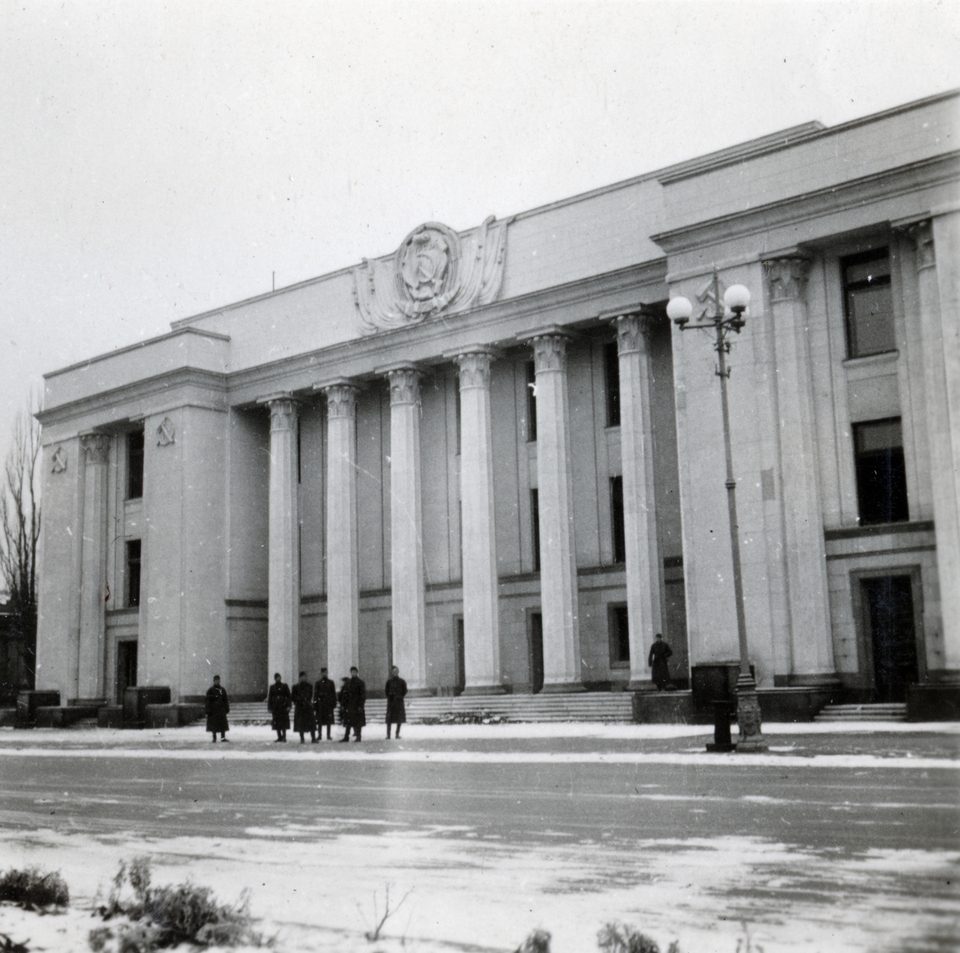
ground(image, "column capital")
xmin=383 ymin=364 xmax=422 ymax=405
xmin=80 ymin=433 xmax=110 ymax=465
xmin=612 ymin=313 xmax=655 ymax=355
xmin=762 ymin=257 xmax=812 ymax=303
xmin=522 ymin=331 xmax=569 ymax=374
xmin=261 ymin=395 xmax=299 ymax=432
xmin=454 ymin=349 xmax=495 ymax=389
xmin=322 ymin=381 xmax=360 ymax=418
xmin=904 ymin=219 xmax=936 ymax=271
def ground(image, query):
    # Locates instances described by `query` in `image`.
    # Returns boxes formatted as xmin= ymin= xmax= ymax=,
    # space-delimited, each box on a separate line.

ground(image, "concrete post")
xmin=614 ymin=314 xmax=663 ymax=690
xmin=455 ymin=349 xmax=503 ymax=693
xmin=386 ymin=365 xmax=428 ymax=692
xmin=323 ymin=381 xmax=360 ymax=681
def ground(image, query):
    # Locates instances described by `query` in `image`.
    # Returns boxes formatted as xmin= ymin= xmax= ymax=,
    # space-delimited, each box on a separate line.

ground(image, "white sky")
xmin=1 ymin=0 xmax=959 ymax=461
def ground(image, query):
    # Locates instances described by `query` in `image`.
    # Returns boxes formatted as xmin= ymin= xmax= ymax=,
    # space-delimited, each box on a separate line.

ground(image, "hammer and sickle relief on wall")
xmin=353 ymin=216 xmax=507 ymax=333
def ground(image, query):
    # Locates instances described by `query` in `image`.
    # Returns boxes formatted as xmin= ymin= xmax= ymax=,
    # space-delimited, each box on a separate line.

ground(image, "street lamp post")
xmin=667 ymin=274 xmax=767 ymax=752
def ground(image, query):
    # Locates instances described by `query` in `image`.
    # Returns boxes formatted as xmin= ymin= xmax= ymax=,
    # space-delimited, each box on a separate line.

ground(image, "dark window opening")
xmin=526 ymin=360 xmax=537 ymax=442
xmin=529 ymin=612 xmax=544 ymax=694
xmin=454 ymin=617 xmax=465 ymax=694
xmin=530 ymin=488 xmax=541 ymax=572
xmin=455 ymin=384 xmax=462 ymax=455
xmin=610 ymin=475 xmax=626 ymax=563
xmin=605 ymin=340 xmax=621 ymax=427
xmin=127 ymin=430 xmax=144 ymax=500
xmin=854 ymin=418 xmax=908 ymax=525
xmin=843 ymin=247 xmax=895 ymax=358
xmin=609 ymin=604 xmax=630 ymax=665
xmin=126 ymin=539 xmax=142 ymax=608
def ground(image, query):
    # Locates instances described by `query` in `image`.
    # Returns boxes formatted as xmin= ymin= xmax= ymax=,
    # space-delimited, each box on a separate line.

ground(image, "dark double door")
xmin=861 ymin=576 xmax=919 ymax=703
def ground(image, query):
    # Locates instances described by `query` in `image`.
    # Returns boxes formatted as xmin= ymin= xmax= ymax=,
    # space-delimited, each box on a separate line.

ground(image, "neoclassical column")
xmin=264 ymin=396 xmax=300 ymax=684
xmin=77 ymin=433 xmax=109 ymax=700
xmin=454 ymin=349 xmax=503 ymax=693
xmin=908 ymin=219 xmax=960 ymax=676
xmin=322 ymin=381 xmax=360 ymax=680
xmin=762 ymin=257 xmax=837 ymax=682
xmin=525 ymin=330 xmax=583 ymax=691
xmin=385 ymin=365 xmax=428 ymax=691
xmin=614 ymin=314 xmax=663 ymax=689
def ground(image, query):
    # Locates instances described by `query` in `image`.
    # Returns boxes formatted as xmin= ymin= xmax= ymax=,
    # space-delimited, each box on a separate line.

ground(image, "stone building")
xmin=35 ymin=90 xmax=959 ymax=718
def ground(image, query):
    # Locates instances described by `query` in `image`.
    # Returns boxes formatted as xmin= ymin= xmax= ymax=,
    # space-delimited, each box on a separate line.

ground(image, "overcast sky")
xmin=2 ymin=0 xmax=959 ymax=460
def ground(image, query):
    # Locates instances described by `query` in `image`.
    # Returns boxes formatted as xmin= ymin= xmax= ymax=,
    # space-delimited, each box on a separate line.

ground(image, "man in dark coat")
xmin=292 ymin=671 xmax=318 ymax=743
xmin=384 ymin=666 xmax=408 ymax=740
xmin=205 ymin=675 xmax=230 ymax=743
xmin=267 ymin=672 xmax=291 ymax=742
xmin=648 ymin=633 xmax=673 ymax=691
xmin=338 ymin=666 xmax=366 ymax=742
xmin=314 ymin=667 xmax=338 ymax=740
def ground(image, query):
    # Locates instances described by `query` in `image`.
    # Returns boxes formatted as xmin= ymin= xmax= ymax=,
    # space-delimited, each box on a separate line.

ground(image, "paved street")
xmin=0 ymin=724 xmax=958 ymax=953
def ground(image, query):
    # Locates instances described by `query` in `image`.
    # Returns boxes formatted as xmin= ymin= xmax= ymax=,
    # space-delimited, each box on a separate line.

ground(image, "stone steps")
xmin=814 ymin=703 xmax=907 ymax=723
xmin=228 ymin=692 xmax=635 ymax=725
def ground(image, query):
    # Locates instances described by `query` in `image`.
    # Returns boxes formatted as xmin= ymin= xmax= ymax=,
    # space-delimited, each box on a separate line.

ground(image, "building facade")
xmin=35 ymin=92 xmax=960 ymax=715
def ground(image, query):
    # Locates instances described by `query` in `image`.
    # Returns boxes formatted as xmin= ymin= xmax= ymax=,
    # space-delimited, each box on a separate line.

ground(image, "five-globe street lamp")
xmin=666 ymin=274 xmax=768 ymax=753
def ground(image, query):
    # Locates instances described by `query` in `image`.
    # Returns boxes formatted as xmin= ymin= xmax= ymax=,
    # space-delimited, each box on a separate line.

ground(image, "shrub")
xmin=597 ymin=922 xmax=666 ymax=953
xmin=89 ymin=858 xmax=266 ymax=951
xmin=515 ymin=929 xmax=551 ymax=953
xmin=0 ymin=867 xmax=69 ymax=909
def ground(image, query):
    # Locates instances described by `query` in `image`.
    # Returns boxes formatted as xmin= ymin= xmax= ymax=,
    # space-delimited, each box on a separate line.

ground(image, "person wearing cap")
xmin=292 ymin=670 xmax=318 ymax=743
xmin=205 ymin=675 xmax=230 ymax=743
xmin=267 ymin=672 xmax=291 ymax=742
xmin=314 ymin=667 xmax=338 ymax=740
xmin=384 ymin=666 xmax=408 ymax=740
xmin=339 ymin=666 xmax=366 ymax=742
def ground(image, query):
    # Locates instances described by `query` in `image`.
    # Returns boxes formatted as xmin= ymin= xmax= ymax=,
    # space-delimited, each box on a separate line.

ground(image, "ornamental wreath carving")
xmin=353 ymin=216 xmax=507 ymax=333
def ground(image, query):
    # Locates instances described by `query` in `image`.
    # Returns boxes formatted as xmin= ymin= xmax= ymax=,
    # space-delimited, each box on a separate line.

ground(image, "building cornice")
xmin=651 ymin=152 xmax=960 ymax=255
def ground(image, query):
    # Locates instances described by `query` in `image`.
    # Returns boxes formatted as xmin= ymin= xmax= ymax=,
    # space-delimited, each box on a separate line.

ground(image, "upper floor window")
xmin=126 ymin=539 xmax=142 ymax=608
xmin=842 ymin=248 xmax=895 ymax=359
xmin=604 ymin=340 xmax=621 ymax=427
xmin=526 ymin=361 xmax=538 ymax=442
xmin=126 ymin=429 xmax=144 ymax=499
xmin=530 ymin=488 xmax=541 ymax=572
xmin=610 ymin=475 xmax=626 ymax=563
xmin=854 ymin=417 xmax=908 ymax=525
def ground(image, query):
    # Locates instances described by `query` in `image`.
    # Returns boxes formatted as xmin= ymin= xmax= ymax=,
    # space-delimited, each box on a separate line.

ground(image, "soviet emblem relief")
xmin=354 ymin=215 xmax=507 ymax=333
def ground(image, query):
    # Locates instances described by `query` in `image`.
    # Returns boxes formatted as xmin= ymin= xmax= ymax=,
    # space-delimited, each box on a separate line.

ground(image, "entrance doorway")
xmin=528 ymin=612 xmax=544 ymax=694
xmin=116 ymin=640 xmax=138 ymax=703
xmin=861 ymin=575 xmax=919 ymax=702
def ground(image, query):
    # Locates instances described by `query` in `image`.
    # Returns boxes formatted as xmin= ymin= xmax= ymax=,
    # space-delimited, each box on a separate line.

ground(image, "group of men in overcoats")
xmin=260 ymin=665 xmax=407 ymax=744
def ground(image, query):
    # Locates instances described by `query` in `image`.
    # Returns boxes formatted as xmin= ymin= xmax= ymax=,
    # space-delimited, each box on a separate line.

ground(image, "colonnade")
xmin=263 ymin=318 xmax=664 ymax=693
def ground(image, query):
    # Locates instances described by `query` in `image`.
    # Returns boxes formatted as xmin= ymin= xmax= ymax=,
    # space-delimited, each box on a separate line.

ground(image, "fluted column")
xmin=614 ymin=314 xmax=663 ymax=689
xmin=528 ymin=331 xmax=583 ymax=691
xmin=265 ymin=396 xmax=300 ymax=684
xmin=386 ymin=365 xmax=428 ymax=691
xmin=762 ymin=257 xmax=837 ymax=682
xmin=455 ymin=349 xmax=503 ymax=693
xmin=78 ymin=433 xmax=109 ymax=700
xmin=909 ymin=218 xmax=960 ymax=675
xmin=323 ymin=381 xmax=360 ymax=681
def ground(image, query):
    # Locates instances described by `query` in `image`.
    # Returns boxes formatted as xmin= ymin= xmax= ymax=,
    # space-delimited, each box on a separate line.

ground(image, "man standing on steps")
xmin=339 ymin=666 xmax=366 ymax=742
xmin=292 ymin=671 xmax=318 ymax=744
xmin=267 ymin=672 xmax=291 ymax=742
xmin=648 ymin=633 xmax=674 ymax=691
xmin=205 ymin=675 xmax=230 ymax=743
xmin=385 ymin=666 xmax=408 ymax=740
xmin=314 ymin=667 xmax=338 ymax=740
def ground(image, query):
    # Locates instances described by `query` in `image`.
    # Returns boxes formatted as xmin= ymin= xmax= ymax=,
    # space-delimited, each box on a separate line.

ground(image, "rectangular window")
xmin=843 ymin=248 xmax=895 ymax=358
xmin=610 ymin=475 xmax=626 ymax=563
xmin=609 ymin=604 xmax=630 ymax=665
xmin=854 ymin=417 xmax=908 ymax=525
xmin=530 ymin=488 xmax=541 ymax=572
xmin=604 ymin=340 xmax=621 ymax=427
xmin=127 ymin=429 xmax=144 ymax=499
xmin=526 ymin=361 xmax=537 ymax=442
xmin=126 ymin=539 xmax=142 ymax=608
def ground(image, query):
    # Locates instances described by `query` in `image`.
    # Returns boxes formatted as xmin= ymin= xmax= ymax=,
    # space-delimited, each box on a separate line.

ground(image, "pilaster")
xmin=454 ymin=349 xmax=503 ymax=693
xmin=762 ymin=257 xmax=837 ymax=682
xmin=525 ymin=330 xmax=583 ymax=691
xmin=323 ymin=381 xmax=360 ymax=680
xmin=77 ymin=433 xmax=109 ymax=700
xmin=264 ymin=396 xmax=300 ymax=684
xmin=614 ymin=314 xmax=663 ymax=690
xmin=385 ymin=365 xmax=428 ymax=691
xmin=909 ymin=217 xmax=960 ymax=675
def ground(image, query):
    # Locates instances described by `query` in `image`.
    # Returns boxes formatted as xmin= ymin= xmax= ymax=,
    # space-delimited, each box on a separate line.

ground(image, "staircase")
xmin=814 ymin=702 xmax=907 ymax=723
xmin=228 ymin=691 xmax=635 ymax=726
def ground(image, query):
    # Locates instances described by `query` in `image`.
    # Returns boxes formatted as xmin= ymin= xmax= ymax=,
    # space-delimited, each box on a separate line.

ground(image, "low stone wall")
xmin=907 ymin=684 xmax=960 ymax=721
xmin=144 ymin=703 xmax=204 ymax=729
